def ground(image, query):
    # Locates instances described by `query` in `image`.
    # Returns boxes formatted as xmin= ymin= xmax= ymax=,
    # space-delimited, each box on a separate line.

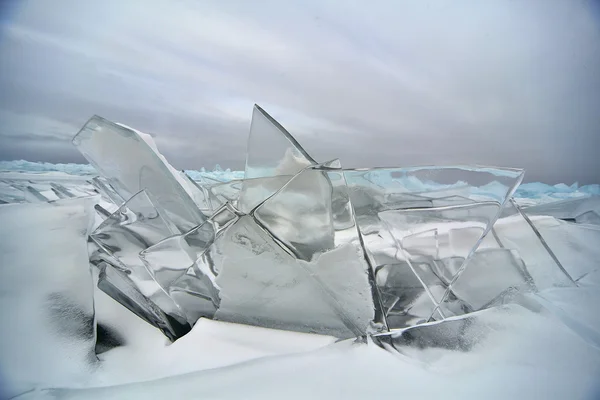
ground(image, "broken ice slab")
xmin=490 ymin=199 xmax=575 ymax=289
xmin=523 ymin=196 xmax=600 ymax=225
xmin=244 ymin=105 xmax=316 ymax=180
xmin=208 ymin=179 xmax=244 ymax=209
xmin=213 ymin=216 xmax=361 ymax=337
xmin=73 ymin=115 xmax=205 ymax=231
xmin=237 ymin=175 xmax=295 ymax=214
xmin=90 ymin=176 xmax=125 ymax=206
xmin=50 ymin=183 xmax=75 ymax=198
xmin=140 ymin=203 xmax=239 ymax=323
xmin=214 ymin=165 xmax=379 ymax=338
xmin=97 ymin=262 xmax=190 ymax=341
xmin=168 ymin=267 xmax=220 ymax=324
xmin=254 ymin=168 xmax=335 ymax=261
xmin=375 ymin=260 xmax=449 ymax=327
xmin=343 ymin=166 xmax=524 ymax=329
xmin=90 ymin=189 xmax=188 ymax=326
xmin=182 ymin=173 xmax=217 ymax=214
xmin=442 ymin=248 xmax=534 ymax=313
xmin=371 ymin=304 xmax=526 ymax=354
xmin=0 ymin=180 xmax=25 ymax=203
xmin=530 ymin=218 xmax=600 ymax=282
xmin=238 ymin=105 xmax=317 ymax=213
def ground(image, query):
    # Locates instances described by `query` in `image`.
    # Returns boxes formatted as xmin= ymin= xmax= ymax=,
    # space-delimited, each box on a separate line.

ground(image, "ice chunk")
xmin=24 ymin=185 xmax=49 ymax=202
xmin=524 ymin=196 xmax=600 ymax=225
xmin=532 ymin=218 xmax=600 ymax=282
xmin=50 ymin=182 xmax=76 ymax=198
xmin=97 ymin=262 xmax=190 ymax=341
xmin=244 ymin=105 xmax=316 ymax=180
xmin=90 ymin=176 xmax=125 ymax=206
xmin=238 ymin=105 xmax=316 ymax=213
xmin=209 ymin=179 xmax=243 ymax=209
xmin=344 ymin=166 xmax=524 ymax=328
xmin=254 ymin=168 xmax=335 ymax=261
xmin=214 ymin=215 xmax=361 ymax=337
xmin=90 ymin=189 xmax=188 ymax=329
xmin=214 ymin=163 xmax=378 ymax=337
xmin=140 ymin=203 xmax=238 ymax=324
xmin=491 ymin=199 xmax=575 ymax=289
xmin=371 ymin=304 xmax=523 ymax=353
xmin=73 ymin=115 xmax=204 ymax=231
xmin=446 ymin=248 xmax=533 ymax=312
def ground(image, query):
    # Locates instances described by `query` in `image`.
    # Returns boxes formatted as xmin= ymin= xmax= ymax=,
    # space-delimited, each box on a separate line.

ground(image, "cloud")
xmin=0 ymin=0 xmax=599 ymax=183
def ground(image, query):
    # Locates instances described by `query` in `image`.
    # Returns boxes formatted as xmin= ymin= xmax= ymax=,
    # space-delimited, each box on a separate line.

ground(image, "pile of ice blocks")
xmin=63 ymin=105 xmax=577 ymax=341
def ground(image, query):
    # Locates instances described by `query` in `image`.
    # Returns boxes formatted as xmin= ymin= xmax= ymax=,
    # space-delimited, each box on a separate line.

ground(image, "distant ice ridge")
xmin=0 ymin=160 xmax=597 ymax=204
xmin=0 ymin=160 xmax=97 ymax=175
xmin=0 ymin=160 xmax=244 ymax=183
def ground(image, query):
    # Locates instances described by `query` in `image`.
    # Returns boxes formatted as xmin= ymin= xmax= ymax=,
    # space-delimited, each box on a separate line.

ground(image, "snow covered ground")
xmin=1 ymin=162 xmax=599 ymax=399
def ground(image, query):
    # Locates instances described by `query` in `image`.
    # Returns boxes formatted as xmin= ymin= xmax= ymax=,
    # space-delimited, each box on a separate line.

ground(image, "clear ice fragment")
xmin=344 ymin=166 xmax=524 ymax=329
xmin=90 ymin=189 xmax=188 ymax=327
xmin=90 ymin=176 xmax=125 ymax=206
xmin=214 ymin=164 xmax=378 ymax=338
xmin=24 ymin=185 xmax=49 ymax=202
xmin=73 ymin=116 xmax=204 ymax=231
xmin=97 ymin=262 xmax=190 ymax=341
xmin=238 ymin=105 xmax=317 ymax=214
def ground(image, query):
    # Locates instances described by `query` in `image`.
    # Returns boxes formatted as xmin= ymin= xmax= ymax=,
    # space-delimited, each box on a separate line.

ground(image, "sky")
xmin=0 ymin=0 xmax=599 ymax=183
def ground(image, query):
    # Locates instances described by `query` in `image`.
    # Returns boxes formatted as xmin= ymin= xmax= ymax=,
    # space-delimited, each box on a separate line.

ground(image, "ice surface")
xmin=2 ymin=104 xmax=600 ymax=398
xmin=0 ymin=198 xmax=98 ymax=397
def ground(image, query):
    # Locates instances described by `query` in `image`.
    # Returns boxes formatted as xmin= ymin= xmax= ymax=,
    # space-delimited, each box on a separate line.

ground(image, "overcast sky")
xmin=0 ymin=0 xmax=599 ymax=183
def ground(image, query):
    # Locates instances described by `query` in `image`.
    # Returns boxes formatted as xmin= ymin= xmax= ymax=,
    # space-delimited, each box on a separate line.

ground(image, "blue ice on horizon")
xmin=1 ymin=159 xmax=598 ymax=201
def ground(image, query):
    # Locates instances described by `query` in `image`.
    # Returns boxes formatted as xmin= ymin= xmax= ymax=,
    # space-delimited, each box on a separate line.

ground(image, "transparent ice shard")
xmin=238 ymin=105 xmax=317 ymax=214
xmin=531 ymin=218 xmax=600 ymax=282
xmin=0 ymin=180 xmax=25 ymax=203
xmin=97 ymin=262 xmax=189 ymax=341
xmin=214 ymin=215 xmax=359 ymax=337
xmin=254 ymin=168 xmax=335 ymax=261
xmin=208 ymin=180 xmax=243 ymax=209
xmin=89 ymin=189 xmax=188 ymax=328
xmin=24 ymin=185 xmax=49 ymax=202
xmin=524 ymin=196 xmax=600 ymax=225
xmin=214 ymin=164 xmax=378 ymax=338
xmin=371 ymin=304 xmax=524 ymax=353
xmin=238 ymin=175 xmax=294 ymax=214
xmin=375 ymin=260 xmax=448 ymax=327
xmin=50 ymin=183 xmax=75 ymax=198
xmin=182 ymin=172 xmax=215 ymax=214
xmin=344 ymin=166 xmax=524 ymax=329
xmin=244 ymin=105 xmax=316 ymax=180
xmin=140 ymin=203 xmax=238 ymax=324
xmin=73 ymin=115 xmax=204 ymax=231
xmin=445 ymin=248 xmax=533 ymax=312
xmin=490 ymin=199 xmax=575 ymax=289
xmin=90 ymin=176 xmax=125 ymax=206
xmin=168 ymin=266 xmax=220 ymax=324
